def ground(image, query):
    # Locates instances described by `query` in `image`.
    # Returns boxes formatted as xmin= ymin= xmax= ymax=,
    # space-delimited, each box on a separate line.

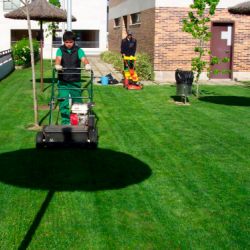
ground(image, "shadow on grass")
xmin=0 ymin=148 xmax=152 ymax=250
xmin=0 ymin=148 xmax=152 ymax=191
xmin=239 ymin=81 xmax=250 ymax=88
xmin=35 ymin=78 xmax=52 ymax=84
xmin=199 ymin=96 xmax=250 ymax=106
xmin=35 ymin=76 xmax=91 ymax=83
xmin=171 ymin=96 xmax=190 ymax=103
xmin=18 ymin=190 xmax=54 ymax=250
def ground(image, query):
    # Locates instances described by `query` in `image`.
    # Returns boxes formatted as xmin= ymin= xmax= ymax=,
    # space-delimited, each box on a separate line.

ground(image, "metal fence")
xmin=11 ymin=41 xmax=99 ymax=49
xmin=0 ymin=49 xmax=14 ymax=81
xmin=52 ymin=41 xmax=99 ymax=48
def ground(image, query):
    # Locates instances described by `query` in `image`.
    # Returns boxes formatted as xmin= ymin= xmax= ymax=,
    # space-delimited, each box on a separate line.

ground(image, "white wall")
xmin=70 ymin=0 xmax=108 ymax=55
xmin=109 ymin=0 xmax=155 ymax=19
xmin=156 ymin=0 xmax=246 ymax=8
xmin=0 ymin=0 xmax=108 ymax=58
xmin=109 ymin=0 xmax=246 ymax=19
xmin=0 ymin=1 xmax=40 ymax=52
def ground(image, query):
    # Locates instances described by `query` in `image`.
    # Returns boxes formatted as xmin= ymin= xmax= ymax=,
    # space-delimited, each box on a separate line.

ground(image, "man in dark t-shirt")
xmin=121 ymin=30 xmax=137 ymax=57
xmin=55 ymin=31 xmax=91 ymax=125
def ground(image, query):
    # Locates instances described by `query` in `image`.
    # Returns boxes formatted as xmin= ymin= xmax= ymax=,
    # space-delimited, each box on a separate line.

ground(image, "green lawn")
xmin=0 ymin=62 xmax=249 ymax=249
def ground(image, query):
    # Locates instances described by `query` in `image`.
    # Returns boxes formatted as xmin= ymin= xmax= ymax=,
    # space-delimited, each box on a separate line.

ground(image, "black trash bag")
xmin=175 ymin=69 xmax=194 ymax=85
xmin=105 ymin=73 xmax=119 ymax=84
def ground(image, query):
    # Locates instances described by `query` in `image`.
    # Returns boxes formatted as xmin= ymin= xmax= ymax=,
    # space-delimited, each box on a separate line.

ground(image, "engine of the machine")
xmin=70 ymin=103 xmax=89 ymax=126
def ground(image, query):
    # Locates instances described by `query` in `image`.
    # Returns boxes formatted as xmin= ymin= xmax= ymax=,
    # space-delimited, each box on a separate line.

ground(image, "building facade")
xmin=108 ymin=0 xmax=250 ymax=82
xmin=0 ymin=0 xmax=108 ymax=59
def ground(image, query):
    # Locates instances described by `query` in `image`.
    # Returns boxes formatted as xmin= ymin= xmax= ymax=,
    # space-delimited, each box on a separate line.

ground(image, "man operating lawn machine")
xmin=35 ymin=31 xmax=98 ymax=148
xmin=121 ymin=31 xmax=142 ymax=90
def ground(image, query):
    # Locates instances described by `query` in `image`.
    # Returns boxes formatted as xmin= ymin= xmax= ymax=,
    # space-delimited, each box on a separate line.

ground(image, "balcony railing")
xmin=11 ymin=41 xmax=100 ymax=49
xmin=0 ymin=49 xmax=12 ymax=64
xmin=52 ymin=41 xmax=99 ymax=48
xmin=0 ymin=49 xmax=14 ymax=80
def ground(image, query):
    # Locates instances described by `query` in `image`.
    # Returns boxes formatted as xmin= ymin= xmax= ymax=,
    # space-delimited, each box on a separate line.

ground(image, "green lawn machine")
xmin=35 ymin=68 xmax=98 ymax=149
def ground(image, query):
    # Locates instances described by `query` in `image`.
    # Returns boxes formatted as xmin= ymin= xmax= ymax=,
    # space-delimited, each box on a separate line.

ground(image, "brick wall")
xmin=108 ymin=8 xmax=155 ymax=60
xmin=108 ymin=5 xmax=250 ymax=81
xmin=155 ymin=8 xmax=250 ymax=73
xmin=154 ymin=7 xmax=250 ymax=80
xmin=154 ymin=7 xmax=197 ymax=72
xmin=133 ymin=8 xmax=155 ymax=60
xmin=212 ymin=9 xmax=250 ymax=72
xmin=108 ymin=19 xmax=123 ymax=53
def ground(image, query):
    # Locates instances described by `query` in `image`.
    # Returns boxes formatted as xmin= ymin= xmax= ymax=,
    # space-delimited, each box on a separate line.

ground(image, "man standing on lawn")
xmin=120 ymin=30 xmax=137 ymax=71
xmin=121 ymin=30 xmax=137 ymax=57
xmin=55 ymin=31 xmax=91 ymax=125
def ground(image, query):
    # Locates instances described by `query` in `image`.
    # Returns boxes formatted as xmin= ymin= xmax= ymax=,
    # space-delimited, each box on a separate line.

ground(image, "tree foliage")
xmin=45 ymin=0 xmax=61 ymax=37
xmin=182 ymin=0 xmax=220 ymax=96
xmin=49 ymin=0 xmax=61 ymax=7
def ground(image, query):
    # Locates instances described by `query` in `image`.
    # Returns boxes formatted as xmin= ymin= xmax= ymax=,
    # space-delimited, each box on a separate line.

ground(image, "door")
xmin=210 ymin=23 xmax=233 ymax=79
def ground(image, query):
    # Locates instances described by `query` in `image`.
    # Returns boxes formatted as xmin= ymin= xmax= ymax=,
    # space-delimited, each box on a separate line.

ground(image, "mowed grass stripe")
xmin=93 ymin=85 xmax=250 ymax=248
xmin=0 ymin=62 xmax=249 ymax=249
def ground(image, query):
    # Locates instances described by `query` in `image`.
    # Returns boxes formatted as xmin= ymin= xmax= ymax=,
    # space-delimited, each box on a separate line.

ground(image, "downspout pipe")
xmin=67 ymin=0 xmax=72 ymax=31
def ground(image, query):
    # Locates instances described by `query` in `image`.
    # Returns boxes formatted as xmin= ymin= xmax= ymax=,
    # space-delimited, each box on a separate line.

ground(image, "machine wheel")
xmin=124 ymin=79 xmax=129 ymax=88
xmin=36 ymin=132 xmax=45 ymax=149
xmin=88 ymin=128 xmax=98 ymax=149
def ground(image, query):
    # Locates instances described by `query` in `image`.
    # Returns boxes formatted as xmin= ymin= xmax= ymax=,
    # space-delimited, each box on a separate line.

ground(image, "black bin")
xmin=175 ymin=69 xmax=194 ymax=97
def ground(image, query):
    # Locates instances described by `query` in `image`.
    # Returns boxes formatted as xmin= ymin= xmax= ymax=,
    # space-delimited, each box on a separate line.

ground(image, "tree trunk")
xmin=196 ymin=80 xmax=199 ymax=98
xmin=23 ymin=0 xmax=39 ymax=127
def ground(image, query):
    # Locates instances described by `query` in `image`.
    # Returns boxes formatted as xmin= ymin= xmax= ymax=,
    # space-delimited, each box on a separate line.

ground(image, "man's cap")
xmin=127 ymin=30 xmax=133 ymax=35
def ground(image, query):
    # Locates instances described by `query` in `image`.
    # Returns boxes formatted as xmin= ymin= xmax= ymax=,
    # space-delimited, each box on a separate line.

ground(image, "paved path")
xmin=88 ymin=56 xmax=123 ymax=84
xmin=88 ymin=56 xmax=243 ymax=86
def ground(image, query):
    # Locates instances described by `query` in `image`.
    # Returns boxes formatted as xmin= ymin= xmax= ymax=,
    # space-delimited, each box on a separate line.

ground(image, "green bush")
xmin=12 ymin=38 xmax=39 ymax=66
xmin=100 ymin=51 xmax=114 ymax=63
xmin=100 ymin=51 xmax=123 ymax=71
xmin=136 ymin=53 xmax=154 ymax=81
xmin=100 ymin=51 xmax=154 ymax=80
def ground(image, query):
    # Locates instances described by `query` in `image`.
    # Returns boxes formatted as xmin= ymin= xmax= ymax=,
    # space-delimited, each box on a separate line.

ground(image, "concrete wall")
xmin=0 ymin=0 xmax=108 ymax=59
xmin=109 ymin=0 xmax=245 ymax=18
xmin=69 ymin=0 xmax=108 ymax=55
xmin=0 ymin=1 xmax=39 ymax=52
xmin=155 ymin=0 xmax=245 ymax=8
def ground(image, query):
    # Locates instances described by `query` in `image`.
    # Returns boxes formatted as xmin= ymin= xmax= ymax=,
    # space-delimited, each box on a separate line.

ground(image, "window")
xmin=52 ymin=30 xmax=100 ymax=48
xmin=130 ymin=13 xmax=141 ymax=25
xmin=3 ymin=0 xmax=20 ymax=11
xmin=74 ymin=30 xmax=99 ymax=48
xmin=11 ymin=29 xmax=40 ymax=46
xmin=52 ymin=30 xmax=63 ymax=48
xmin=114 ymin=17 xmax=121 ymax=28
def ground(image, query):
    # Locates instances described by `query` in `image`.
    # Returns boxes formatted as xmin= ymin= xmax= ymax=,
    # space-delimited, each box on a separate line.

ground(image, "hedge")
xmin=100 ymin=51 xmax=154 ymax=81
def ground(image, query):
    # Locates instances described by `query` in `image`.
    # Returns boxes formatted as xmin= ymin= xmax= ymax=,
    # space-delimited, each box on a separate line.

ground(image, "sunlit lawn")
xmin=0 ymin=61 xmax=249 ymax=249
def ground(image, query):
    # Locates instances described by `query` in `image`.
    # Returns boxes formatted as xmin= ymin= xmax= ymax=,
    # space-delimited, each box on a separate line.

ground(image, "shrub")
xmin=100 ymin=51 xmax=114 ymax=63
xmin=100 ymin=51 xmax=154 ymax=80
xmin=136 ymin=53 xmax=154 ymax=81
xmin=12 ymin=38 xmax=39 ymax=66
